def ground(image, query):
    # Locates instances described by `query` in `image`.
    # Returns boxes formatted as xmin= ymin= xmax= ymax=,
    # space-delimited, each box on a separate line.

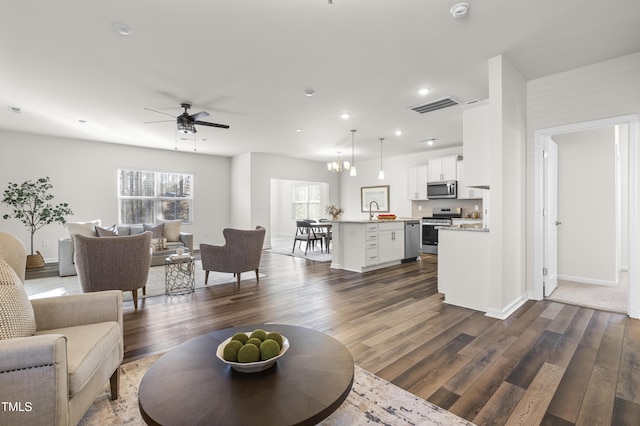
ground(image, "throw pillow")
xmin=143 ymin=223 xmax=164 ymax=239
xmin=67 ymin=219 xmax=101 ymax=238
xmin=96 ymin=224 xmax=119 ymax=237
xmin=157 ymin=219 xmax=182 ymax=242
xmin=0 ymin=258 xmax=36 ymax=340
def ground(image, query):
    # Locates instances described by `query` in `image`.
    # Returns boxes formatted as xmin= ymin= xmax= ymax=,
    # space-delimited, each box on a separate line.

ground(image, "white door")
xmin=544 ymin=138 xmax=559 ymax=296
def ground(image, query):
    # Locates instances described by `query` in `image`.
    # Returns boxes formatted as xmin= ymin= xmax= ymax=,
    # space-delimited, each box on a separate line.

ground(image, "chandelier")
xmin=327 ymin=152 xmax=350 ymax=173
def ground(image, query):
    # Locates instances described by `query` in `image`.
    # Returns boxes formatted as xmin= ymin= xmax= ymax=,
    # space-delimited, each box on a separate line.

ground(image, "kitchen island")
xmin=437 ymin=227 xmax=490 ymax=313
xmin=330 ymin=218 xmax=420 ymax=273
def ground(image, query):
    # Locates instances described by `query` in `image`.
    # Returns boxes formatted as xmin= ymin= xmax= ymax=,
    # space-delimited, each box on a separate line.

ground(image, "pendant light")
xmin=349 ymin=129 xmax=357 ymax=176
xmin=378 ymin=137 xmax=385 ymax=180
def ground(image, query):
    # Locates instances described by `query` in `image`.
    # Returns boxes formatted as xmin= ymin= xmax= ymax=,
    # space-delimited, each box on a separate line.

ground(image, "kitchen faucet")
xmin=369 ymin=200 xmax=380 ymax=220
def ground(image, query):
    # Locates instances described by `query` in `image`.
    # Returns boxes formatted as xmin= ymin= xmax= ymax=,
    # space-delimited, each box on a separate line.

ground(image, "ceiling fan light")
xmin=177 ymin=121 xmax=196 ymax=134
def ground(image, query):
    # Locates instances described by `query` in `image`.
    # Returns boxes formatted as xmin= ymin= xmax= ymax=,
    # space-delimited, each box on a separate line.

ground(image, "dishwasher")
xmin=403 ymin=220 xmax=421 ymax=261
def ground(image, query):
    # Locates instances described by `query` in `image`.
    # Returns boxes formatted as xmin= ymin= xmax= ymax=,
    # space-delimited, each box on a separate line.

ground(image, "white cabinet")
xmin=438 ymin=229 xmax=490 ymax=312
xmin=427 ymin=155 xmax=459 ymax=182
xmin=336 ymin=223 xmax=378 ymax=270
xmin=406 ymin=165 xmax=428 ymax=200
xmin=330 ymin=221 xmax=408 ymax=272
xmin=457 ymin=161 xmax=484 ymax=199
xmin=378 ymin=222 xmax=405 ymax=264
xmin=364 ymin=224 xmax=379 ymax=266
xmin=463 ymin=103 xmax=491 ymax=188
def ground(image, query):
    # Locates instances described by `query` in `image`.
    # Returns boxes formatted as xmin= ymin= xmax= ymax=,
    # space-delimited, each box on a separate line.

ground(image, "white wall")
xmin=339 ymin=146 xmax=464 ymax=220
xmin=484 ymin=55 xmax=528 ymax=318
xmin=554 ymin=127 xmax=617 ymax=284
xmin=0 ymin=130 xmax=231 ymax=261
xmin=526 ymin=52 xmax=640 ymax=296
xmin=230 ymin=152 xmax=341 ymax=248
xmin=230 ymin=153 xmax=252 ymax=230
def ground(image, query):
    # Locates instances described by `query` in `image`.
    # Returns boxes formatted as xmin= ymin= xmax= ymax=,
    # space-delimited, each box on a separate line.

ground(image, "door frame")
xmin=532 ymin=114 xmax=639 ymax=318
xmin=543 ymin=137 xmax=559 ymax=297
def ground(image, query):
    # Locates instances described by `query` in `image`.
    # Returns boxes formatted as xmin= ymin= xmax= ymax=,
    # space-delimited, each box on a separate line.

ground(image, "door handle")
xmin=556 ymin=221 xmax=562 ymax=226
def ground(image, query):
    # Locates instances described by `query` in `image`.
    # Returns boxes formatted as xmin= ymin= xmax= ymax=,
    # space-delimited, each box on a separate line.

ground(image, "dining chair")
xmin=318 ymin=219 xmax=332 ymax=253
xmin=293 ymin=221 xmax=324 ymax=255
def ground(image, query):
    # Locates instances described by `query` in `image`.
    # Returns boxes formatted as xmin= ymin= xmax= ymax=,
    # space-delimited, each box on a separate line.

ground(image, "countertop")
xmin=437 ymin=225 xmax=489 ymax=232
xmin=336 ymin=217 xmax=421 ymax=224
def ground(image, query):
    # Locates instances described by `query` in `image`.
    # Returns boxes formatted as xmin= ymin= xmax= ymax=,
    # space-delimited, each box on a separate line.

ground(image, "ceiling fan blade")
xmin=190 ymin=111 xmax=210 ymax=121
xmin=144 ymin=107 xmax=176 ymax=118
xmin=144 ymin=119 xmax=175 ymax=124
xmin=195 ymin=120 xmax=230 ymax=129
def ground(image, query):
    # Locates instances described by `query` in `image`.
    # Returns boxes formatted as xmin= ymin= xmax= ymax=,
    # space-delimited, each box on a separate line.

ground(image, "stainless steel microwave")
xmin=427 ymin=180 xmax=457 ymax=199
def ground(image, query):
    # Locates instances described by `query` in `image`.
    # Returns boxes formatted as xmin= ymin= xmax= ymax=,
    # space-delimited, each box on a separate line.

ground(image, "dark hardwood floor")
xmin=120 ymin=251 xmax=640 ymax=425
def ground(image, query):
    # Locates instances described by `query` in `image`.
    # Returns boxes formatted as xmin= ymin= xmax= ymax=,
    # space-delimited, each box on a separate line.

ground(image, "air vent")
xmin=409 ymin=97 xmax=459 ymax=114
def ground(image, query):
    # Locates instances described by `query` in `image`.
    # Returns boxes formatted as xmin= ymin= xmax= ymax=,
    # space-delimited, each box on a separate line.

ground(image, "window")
xmin=118 ymin=169 xmax=193 ymax=224
xmin=292 ymin=183 xmax=322 ymax=220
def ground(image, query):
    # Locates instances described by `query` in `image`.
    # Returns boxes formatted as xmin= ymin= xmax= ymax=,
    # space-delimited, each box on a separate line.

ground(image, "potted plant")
xmin=2 ymin=177 xmax=73 ymax=269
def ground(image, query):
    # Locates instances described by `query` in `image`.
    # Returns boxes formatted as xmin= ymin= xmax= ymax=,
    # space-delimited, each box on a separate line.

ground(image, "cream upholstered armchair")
xmin=0 ymin=232 xmax=123 ymax=426
xmin=74 ymin=232 xmax=152 ymax=309
xmin=200 ymin=226 xmax=266 ymax=291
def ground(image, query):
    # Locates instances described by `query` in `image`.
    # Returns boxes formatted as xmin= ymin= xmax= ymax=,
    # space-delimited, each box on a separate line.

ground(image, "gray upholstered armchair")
xmin=200 ymin=226 xmax=266 ymax=291
xmin=0 ymin=232 xmax=123 ymax=426
xmin=74 ymin=232 xmax=152 ymax=309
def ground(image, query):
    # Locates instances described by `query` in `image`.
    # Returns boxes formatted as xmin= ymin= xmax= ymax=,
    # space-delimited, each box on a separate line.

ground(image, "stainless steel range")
xmin=421 ymin=207 xmax=462 ymax=254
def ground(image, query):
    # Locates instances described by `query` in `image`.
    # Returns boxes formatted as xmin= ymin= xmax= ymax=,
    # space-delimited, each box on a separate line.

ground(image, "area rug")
xmin=267 ymin=237 xmax=332 ymax=263
xmin=24 ymin=259 xmax=266 ymax=302
xmin=267 ymin=246 xmax=332 ymax=263
xmin=80 ymin=354 xmax=474 ymax=426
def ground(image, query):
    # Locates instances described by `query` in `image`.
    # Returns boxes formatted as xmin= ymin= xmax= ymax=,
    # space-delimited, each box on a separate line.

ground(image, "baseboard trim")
xmin=558 ymin=274 xmax=618 ymax=287
xmin=485 ymin=294 xmax=529 ymax=320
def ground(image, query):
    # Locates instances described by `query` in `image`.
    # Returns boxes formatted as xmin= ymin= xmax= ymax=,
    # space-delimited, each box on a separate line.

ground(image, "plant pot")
xmin=26 ymin=251 xmax=45 ymax=269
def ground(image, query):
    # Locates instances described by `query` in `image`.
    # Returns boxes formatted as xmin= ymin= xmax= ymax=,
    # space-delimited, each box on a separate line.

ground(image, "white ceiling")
xmin=1 ymin=0 xmax=639 ymax=163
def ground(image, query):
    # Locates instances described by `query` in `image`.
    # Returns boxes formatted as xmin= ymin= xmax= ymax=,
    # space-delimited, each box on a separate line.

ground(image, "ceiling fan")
xmin=144 ymin=103 xmax=230 ymax=134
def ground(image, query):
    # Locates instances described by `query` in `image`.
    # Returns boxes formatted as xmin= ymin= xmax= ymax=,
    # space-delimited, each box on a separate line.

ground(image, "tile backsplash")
xmin=412 ymin=199 xmax=483 ymax=218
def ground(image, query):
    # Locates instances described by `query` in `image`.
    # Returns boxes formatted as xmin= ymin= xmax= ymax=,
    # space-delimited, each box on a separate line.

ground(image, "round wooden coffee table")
xmin=138 ymin=324 xmax=354 ymax=426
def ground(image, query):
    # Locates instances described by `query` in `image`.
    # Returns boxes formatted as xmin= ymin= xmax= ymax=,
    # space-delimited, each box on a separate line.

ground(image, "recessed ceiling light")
xmin=296 ymin=129 xmax=302 ymax=133
xmin=113 ymin=22 xmax=133 ymax=36
xmin=418 ymin=88 xmax=430 ymax=96
xmin=420 ymin=138 xmax=437 ymax=146
xmin=304 ymin=88 xmax=316 ymax=97
xmin=341 ymin=112 xmax=350 ymax=120
xmin=450 ymin=2 xmax=470 ymax=18
xmin=395 ymin=130 xmax=403 ymax=136
xmin=8 ymin=106 xmax=21 ymax=113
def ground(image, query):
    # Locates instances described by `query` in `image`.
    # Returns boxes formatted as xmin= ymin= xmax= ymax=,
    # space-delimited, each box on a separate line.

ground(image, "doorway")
xmin=533 ymin=114 xmax=639 ymax=318
xmin=269 ymin=178 xmax=329 ymax=248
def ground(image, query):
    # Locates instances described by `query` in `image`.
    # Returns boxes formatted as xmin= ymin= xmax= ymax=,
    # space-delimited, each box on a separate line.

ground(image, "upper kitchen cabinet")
xmin=462 ymin=103 xmax=491 ymax=188
xmin=406 ymin=165 xmax=428 ymax=200
xmin=427 ymin=155 xmax=460 ymax=182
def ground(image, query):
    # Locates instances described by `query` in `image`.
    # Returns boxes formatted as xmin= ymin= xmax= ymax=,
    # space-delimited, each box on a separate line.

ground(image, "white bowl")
xmin=216 ymin=333 xmax=289 ymax=373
